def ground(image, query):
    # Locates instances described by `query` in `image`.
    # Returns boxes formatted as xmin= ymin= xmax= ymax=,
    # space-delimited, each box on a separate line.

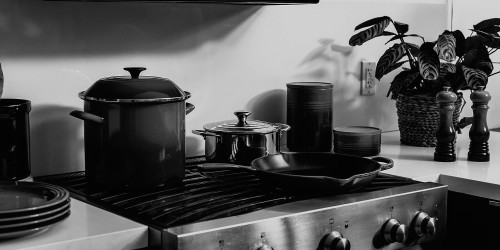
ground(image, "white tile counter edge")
xmin=381 ymin=128 xmax=500 ymax=201
xmin=0 ymin=198 xmax=148 ymax=250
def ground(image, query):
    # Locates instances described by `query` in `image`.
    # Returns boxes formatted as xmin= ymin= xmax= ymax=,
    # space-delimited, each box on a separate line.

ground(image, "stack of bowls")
xmin=333 ymin=126 xmax=381 ymax=157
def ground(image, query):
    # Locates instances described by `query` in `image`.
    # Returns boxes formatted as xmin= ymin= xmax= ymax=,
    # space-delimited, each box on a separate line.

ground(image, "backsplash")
xmin=2 ymin=0 xmax=490 ymax=176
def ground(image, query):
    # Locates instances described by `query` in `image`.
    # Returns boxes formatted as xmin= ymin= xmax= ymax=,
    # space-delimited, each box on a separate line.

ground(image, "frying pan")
xmin=197 ymin=152 xmax=393 ymax=194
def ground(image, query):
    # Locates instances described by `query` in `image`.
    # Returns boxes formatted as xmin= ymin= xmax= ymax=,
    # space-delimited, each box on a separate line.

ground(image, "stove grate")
xmin=35 ymin=157 xmax=415 ymax=228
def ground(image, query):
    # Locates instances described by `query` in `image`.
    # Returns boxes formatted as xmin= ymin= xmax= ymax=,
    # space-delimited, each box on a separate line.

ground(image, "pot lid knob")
xmin=124 ymin=67 xmax=146 ymax=79
xmin=234 ymin=111 xmax=251 ymax=127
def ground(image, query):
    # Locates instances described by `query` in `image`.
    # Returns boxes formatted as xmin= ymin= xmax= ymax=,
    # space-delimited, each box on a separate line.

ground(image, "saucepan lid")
xmin=203 ymin=111 xmax=290 ymax=135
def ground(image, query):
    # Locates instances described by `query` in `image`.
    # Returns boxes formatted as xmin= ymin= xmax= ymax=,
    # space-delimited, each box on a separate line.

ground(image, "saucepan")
xmin=197 ymin=152 xmax=393 ymax=194
xmin=193 ymin=110 xmax=290 ymax=166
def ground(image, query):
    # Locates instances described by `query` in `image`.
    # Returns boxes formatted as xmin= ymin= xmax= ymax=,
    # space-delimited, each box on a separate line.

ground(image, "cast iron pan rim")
xmin=250 ymin=152 xmax=384 ymax=183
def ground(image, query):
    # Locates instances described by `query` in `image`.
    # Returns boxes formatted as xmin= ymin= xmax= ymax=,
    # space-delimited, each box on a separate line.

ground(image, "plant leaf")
xmin=436 ymin=31 xmax=457 ymax=62
xmin=349 ymin=17 xmax=391 ymax=46
xmin=382 ymin=31 xmax=397 ymax=36
xmin=440 ymin=62 xmax=457 ymax=76
xmin=375 ymin=43 xmax=407 ymax=80
xmin=466 ymin=35 xmax=489 ymax=50
xmin=471 ymin=29 xmax=500 ymax=49
xmin=462 ymin=65 xmax=488 ymax=88
xmin=406 ymin=43 xmax=421 ymax=55
xmin=385 ymin=34 xmax=424 ymax=44
xmin=354 ymin=16 xmax=392 ymax=31
xmin=452 ymin=30 xmax=466 ymax=57
xmin=393 ymin=21 xmax=409 ymax=34
xmin=0 ymin=63 xmax=3 ymax=99
xmin=418 ymin=42 xmax=440 ymax=80
xmin=462 ymin=46 xmax=493 ymax=75
xmin=473 ymin=18 xmax=500 ymax=33
xmin=387 ymin=69 xmax=421 ymax=99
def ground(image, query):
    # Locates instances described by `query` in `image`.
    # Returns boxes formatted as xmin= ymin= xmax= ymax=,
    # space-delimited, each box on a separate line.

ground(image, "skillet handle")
xmin=370 ymin=156 xmax=394 ymax=171
xmin=196 ymin=163 xmax=255 ymax=172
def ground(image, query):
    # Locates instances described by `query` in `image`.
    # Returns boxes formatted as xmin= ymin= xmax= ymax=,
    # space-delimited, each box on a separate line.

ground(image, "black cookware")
xmin=70 ymin=67 xmax=194 ymax=188
xmin=197 ymin=152 xmax=393 ymax=194
xmin=0 ymin=99 xmax=31 ymax=181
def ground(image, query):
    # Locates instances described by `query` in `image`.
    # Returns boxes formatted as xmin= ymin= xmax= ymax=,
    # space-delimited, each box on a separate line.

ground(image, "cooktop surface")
xmin=35 ymin=157 xmax=416 ymax=229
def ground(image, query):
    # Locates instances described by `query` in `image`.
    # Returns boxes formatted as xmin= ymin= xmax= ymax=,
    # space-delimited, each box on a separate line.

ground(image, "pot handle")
xmin=369 ymin=156 xmax=394 ymax=171
xmin=186 ymin=103 xmax=195 ymax=115
xmin=276 ymin=123 xmax=291 ymax=132
xmin=70 ymin=110 xmax=104 ymax=124
xmin=192 ymin=129 xmax=220 ymax=137
xmin=196 ymin=163 xmax=255 ymax=172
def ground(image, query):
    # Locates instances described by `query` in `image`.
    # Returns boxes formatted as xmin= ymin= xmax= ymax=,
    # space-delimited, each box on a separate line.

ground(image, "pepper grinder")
xmin=434 ymin=86 xmax=457 ymax=162
xmin=468 ymin=86 xmax=491 ymax=161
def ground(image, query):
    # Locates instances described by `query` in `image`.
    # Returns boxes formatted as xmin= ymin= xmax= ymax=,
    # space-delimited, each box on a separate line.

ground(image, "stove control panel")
xmin=166 ymin=182 xmax=447 ymax=250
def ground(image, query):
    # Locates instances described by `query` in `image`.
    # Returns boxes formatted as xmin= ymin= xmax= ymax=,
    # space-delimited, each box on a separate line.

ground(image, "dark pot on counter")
xmin=70 ymin=67 xmax=194 ymax=188
xmin=193 ymin=111 xmax=290 ymax=165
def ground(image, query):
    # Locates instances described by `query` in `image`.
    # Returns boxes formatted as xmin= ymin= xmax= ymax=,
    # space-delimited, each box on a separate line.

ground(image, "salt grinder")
xmin=468 ymin=86 xmax=491 ymax=162
xmin=434 ymin=87 xmax=457 ymax=162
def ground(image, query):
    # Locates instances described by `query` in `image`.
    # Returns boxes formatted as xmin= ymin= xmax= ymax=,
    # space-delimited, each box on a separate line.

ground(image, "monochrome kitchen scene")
xmin=1 ymin=0 xmax=500 ymax=249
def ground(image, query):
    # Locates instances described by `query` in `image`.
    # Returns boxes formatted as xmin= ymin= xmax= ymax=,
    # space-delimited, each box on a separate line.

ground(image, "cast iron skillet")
xmin=197 ymin=152 xmax=394 ymax=194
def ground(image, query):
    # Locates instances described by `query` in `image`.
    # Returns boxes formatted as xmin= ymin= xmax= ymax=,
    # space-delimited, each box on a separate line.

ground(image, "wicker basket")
xmin=396 ymin=93 xmax=463 ymax=147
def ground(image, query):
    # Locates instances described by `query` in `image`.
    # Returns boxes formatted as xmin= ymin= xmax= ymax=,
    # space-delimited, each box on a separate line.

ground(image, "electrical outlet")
xmin=361 ymin=61 xmax=377 ymax=95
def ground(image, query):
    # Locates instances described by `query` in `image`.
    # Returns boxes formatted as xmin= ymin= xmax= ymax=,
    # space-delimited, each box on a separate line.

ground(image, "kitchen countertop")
xmin=381 ymin=127 xmax=500 ymax=201
xmin=0 ymin=198 xmax=148 ymax=250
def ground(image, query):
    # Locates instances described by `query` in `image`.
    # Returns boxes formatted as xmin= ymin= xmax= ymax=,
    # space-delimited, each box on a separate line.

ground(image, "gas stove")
xmin=36 ymin=157 xmax=447 ymax=250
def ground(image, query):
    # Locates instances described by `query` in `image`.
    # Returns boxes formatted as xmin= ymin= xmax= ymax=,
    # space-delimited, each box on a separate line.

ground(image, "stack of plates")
xmin=0 ymin=181 xmax=71 ymax=240
xmin=333 ymin=126 xmax=382 ymax=157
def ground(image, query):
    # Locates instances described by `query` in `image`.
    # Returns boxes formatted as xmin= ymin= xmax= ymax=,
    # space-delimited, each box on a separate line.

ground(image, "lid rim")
xmin=333 ymin=126 xmax=381 ymax=135
xmin=79 ymin=91 xmax=190 ymax=103
xmin=286 ymin=82 xmax=334 ymax=89
xmin=203 ymin=119 xmax=281 ymax=134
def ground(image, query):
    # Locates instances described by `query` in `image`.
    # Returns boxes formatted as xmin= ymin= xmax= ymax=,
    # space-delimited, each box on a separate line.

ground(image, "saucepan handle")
xmin=70 ymin=110 xmax=104 ymax=124
xmin=369 ymin=156 xmax=394 ymax=171
xmin=196 ymin=163 xmax=256 ymax=172
xmin=192 ymin=129 xmax=220 ymax=137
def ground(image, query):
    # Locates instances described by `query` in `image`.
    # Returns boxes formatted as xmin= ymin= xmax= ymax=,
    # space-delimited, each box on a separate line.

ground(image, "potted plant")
xmin=348 ymin=16 xmax=500 ymax=146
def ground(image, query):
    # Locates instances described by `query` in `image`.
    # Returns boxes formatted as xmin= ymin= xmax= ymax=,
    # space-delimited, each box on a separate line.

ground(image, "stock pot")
xmin=193 ymin=111 xmax=290 ymax=165
xmin=70 ymin=67 xmax=194 ymax=188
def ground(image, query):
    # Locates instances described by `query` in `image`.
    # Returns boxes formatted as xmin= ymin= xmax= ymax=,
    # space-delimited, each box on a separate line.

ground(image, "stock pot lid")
xmin=203 ymin=111 xmax=281 ymax=135
xmin=80 ymin=67 xmax=189 ymax=103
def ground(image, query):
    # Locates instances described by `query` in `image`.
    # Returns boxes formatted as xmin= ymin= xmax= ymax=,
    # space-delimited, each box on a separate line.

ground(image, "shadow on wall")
xmin=0 ymin=1 xmax=261 ymax=57
xmin=294 ymin=39 xmax=397 ymax=130
xmin=246 ymin=89 xmax=286 ymax=124
xmin=30 ymin=105 xmax=83 ymax=176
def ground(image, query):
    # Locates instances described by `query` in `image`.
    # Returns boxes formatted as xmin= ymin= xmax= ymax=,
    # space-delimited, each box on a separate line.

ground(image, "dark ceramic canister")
xmin=287 ymin=82 xmax=333 ymax=152
xmin=0 ymin=99 xmax=31 ymax=181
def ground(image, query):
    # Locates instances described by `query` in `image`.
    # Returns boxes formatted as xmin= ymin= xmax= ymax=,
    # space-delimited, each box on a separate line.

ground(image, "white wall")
xmin=0 ymin=0 xmax=451 ymax=176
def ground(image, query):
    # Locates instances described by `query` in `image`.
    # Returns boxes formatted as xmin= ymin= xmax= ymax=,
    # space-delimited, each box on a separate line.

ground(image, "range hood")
xmin=50 ymin=0 xmax=319 ymax=3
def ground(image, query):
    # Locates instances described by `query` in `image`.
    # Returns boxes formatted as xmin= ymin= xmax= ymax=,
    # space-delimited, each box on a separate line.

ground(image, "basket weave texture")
xmin=396 ymin=93 xmax=463 ymax=147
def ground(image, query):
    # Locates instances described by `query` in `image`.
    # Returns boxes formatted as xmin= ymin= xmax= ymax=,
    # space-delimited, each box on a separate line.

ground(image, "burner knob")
xmin=381 ymin=218 xmax=408 ymax=244
xmin=320 ymin=231 xmax=351 ymax=250
xmin=413 ymin=212 xmax=437 ymax=237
